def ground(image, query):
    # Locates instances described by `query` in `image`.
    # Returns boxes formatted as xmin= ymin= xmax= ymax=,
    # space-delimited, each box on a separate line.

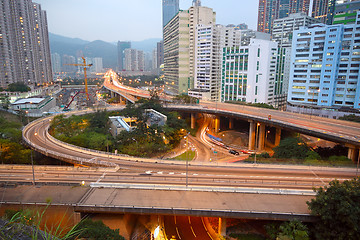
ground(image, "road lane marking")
xmin=96 ymin=172 xmax=107 ymax=183
xmin=311 ymin=170 xmax=326 ymax=185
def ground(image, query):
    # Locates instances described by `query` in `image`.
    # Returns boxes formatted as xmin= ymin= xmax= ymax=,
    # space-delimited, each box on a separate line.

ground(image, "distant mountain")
xmin=49 ymin=33 xmax=90 ymax=45
xmin=49 ymin=33 xmax=162 ymax=69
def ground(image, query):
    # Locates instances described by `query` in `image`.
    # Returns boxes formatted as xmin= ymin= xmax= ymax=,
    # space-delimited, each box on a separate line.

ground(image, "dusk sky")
xmin=34 ymin=0 xmax=259 ymax=42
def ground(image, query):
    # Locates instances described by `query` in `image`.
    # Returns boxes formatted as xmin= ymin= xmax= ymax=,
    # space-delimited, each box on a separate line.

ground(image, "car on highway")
xmin=229 ymin=149 xmax=239 ymax=155
xmin=240 ymin=150 xmax=255 ymax=154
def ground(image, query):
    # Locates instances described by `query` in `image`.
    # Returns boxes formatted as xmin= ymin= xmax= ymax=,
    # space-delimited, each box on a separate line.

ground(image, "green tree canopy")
xmin=266 ymin=220 xmax=309 ymax=240
xmin=339 ymin=114 xmax=360 ymax=123
xmin=273 ymin=137 xmax=311 ymax=159
xmin=72 ymin=219 xmax=125 ymax=240
xmin=307 ymin=177 xmax=360 ymax=240
xmin=7 ymin=82 xmax=31 ymax=92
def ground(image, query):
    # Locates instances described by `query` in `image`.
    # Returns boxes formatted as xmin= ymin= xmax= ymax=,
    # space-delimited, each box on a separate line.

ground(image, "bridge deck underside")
xmin=0 ymin=185 xmax=315 ymax=221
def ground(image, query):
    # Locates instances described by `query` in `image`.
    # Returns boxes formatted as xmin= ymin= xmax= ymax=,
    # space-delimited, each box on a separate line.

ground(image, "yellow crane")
xmin=64 ymin=56 xmax=93 ymax=100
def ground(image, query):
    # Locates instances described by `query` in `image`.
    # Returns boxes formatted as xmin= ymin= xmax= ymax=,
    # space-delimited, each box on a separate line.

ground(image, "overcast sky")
xmin=34 ymin=0 xmax=259 ymax=42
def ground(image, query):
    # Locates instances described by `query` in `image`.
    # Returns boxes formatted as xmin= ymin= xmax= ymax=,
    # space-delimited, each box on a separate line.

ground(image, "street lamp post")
xmin=107 ymin=128 xmax=112 ymax=161
xmin=32 ymin=132 xmax=38 ymax=185
xmin=185 ymin=132 xmax=190 ymax=188
xmin=254 ymin=123 xmax=260 ymax=164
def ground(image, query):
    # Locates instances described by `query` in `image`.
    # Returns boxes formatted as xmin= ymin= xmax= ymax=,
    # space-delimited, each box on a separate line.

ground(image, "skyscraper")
xmin=162 ymin=0 xmax=179 ymax=27
xmin=163 ymin=5 xmax=216 ymax=95
xmin=0 ymin=0 xmax=52 ymax=88
xmin=117 ymin=41 xmax=131 ymax=71
xmin=51 ymin=53 xmax=61 ymax=74
xmin=124 ymin=49 xmax=144 ymax=71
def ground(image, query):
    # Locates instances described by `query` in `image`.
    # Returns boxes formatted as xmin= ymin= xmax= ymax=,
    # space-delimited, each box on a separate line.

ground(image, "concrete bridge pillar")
xmin=347 ymin=145 xmax=359 ymax=163
xmin=249 ymin=121 xmax=256 ymax=150
xmin=229 ymin=118 xmax=234 ymax=130
xmin=73 ymin=212 xmax=81 ymax=224
xmin=258 ymin=124 xmax=266 ymax=151
xmin=275 ymin=128 xmax=282 ymax=147
xmin=214 ymin=116 xmax=220 ymax=133
xmin=219 ymin=218 xmax=227 ymax=237
xmin=191 ymin=113 xmax=196 ymax=129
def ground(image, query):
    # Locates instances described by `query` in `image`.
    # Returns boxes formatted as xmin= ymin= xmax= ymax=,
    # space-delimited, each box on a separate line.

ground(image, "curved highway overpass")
xmin=22 ymin=108 xmax=357 ymax=189
xmin=102 ymin=70 xmax=360 ymax=149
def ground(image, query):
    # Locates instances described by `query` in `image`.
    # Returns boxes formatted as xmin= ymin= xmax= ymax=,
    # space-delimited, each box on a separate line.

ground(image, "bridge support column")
xmin=214 ymin=116 xmax=220 ymax=133
xmin=229 ymin=118 xmax=234 ymax=129
xmin=191 ymin=113 xmax=196 ymax=129
xmin=219 ymin=218 xmax=227 ymax=236
xmin=73 ymin=212 xmax=81 ymax=224
xmin=249 ymin=121 xmax=256 ymax=150
xmin=275 ymin=128 xmax=281 ymax=147
xmin=347 ymin=145 xmax=359 ymax=163
xmin=258 ymin=124 xmax=266 ymax=151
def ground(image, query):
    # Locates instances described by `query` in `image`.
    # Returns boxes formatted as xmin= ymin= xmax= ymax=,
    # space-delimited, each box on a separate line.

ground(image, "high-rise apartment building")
xmin=92 ymin=58 xmax=104 ymax=73
xmin=156 ymin=41 xmax=164 ymax=69
xmin=0 ymin=0 xmax=52 ymax=88
xmin=288 ymin=16 xmax=360 ymax=110
xmin=163 ymin=10 xmax=190 ymax=94
xmin=124 ymin=49 xmax=144 ymax=72
xmin=271 ymin=12 xmax=320 ymax=109
xmin=272 ymin=13 xmax=320 ymax=47
xmin=221 ymin=39 xmax=278 ymax=104
xmin=162 ymin=0 xmax=180 ymax=27
xmin=190 ymin=25 xmax=268 ymax=101
xmin=258 ymin=0 xmax=336 ymax=33
xmin=163 ymin=5 xmax=216 ymax=95
xmin=51 ymin=53 xmax=61 ymax=74
xmin=62 ymin=55 xmax=76 ymax=73
xmin=117 ymin=41 xmax=131 ymax=71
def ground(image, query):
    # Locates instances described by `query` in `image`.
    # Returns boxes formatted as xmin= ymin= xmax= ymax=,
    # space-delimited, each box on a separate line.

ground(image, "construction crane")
xmin=64 ymin=57 xmax=93 ymax=100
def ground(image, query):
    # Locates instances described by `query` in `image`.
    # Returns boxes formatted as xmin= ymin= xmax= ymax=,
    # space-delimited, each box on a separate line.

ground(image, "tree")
xmin=266 ymin=220 xmax=309 ymax=240
xmin=72 ymin=219 xmax=125 ymax=240
xmin=89 ymin=110 xmax=109 ymax=133
xmin=339 ymin=114 xmax=360 ymax=123
xmin=273 ymin=137 xmax=310 ymax=159
xmin=0 ymin=94 xmax=10 ymax=109
xmin=7 ymin=82 xmax=31 ymax=92
xmin=307 ymin=177 xmax=360 ymax=240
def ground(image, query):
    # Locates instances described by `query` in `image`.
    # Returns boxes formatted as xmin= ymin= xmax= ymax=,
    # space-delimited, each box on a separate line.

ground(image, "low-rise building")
xmin=10 ymin=97 xmax=56 ymax=117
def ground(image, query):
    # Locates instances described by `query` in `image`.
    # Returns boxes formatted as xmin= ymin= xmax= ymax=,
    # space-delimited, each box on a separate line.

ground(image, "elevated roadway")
xmin=102 ymin=70 xmax=360 ymax=151
xmin=19 ymin=74 xmax=360 ymax=222
xmin=20 ymin=110 xmax=358 ymax=221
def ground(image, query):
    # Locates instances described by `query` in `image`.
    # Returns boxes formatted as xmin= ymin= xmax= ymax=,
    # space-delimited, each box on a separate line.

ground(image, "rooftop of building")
xmin=12 ymin=97 xmax=45 ymax=105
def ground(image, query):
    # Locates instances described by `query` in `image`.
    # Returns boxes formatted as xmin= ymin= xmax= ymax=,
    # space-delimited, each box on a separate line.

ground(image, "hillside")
xmin=49 ymin=33 xmax=161 ymax=69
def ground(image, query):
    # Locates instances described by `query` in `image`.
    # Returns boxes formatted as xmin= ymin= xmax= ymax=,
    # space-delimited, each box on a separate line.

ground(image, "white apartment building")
xmin=221 ymin=39 xmax=278 ymax=105
xmin=92 ymin=58 xmax=104 ymax=73
xmin=272 ymin=13 xmax=320 ymax=48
